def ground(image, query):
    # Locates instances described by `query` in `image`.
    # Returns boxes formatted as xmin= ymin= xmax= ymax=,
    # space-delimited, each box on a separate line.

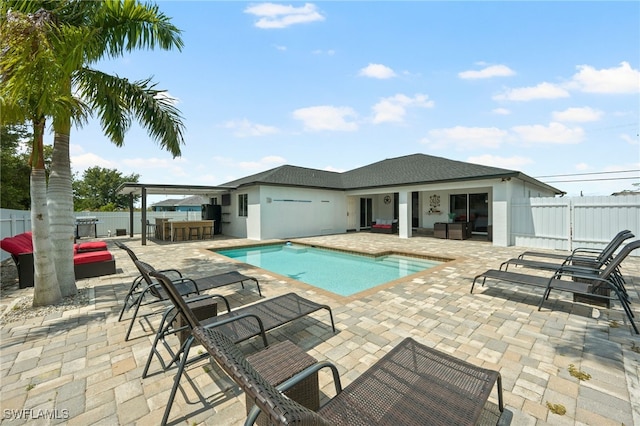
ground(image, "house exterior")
xmin=151 ymin=195 xmax=209 ymax=212
xmin=217 ymin=154 xmax=564 ymax=246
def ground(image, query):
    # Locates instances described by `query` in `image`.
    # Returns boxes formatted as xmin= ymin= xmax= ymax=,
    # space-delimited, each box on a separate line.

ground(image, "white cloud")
xmin=511 ymin=122 xmax=584 ymax=144
xmin=570 ymin=62 xmax=640 ymax=94
xmin=274 ymin=45 xmax=287 ymax=51
xmin=154 ymin=91 xmax=180 ymax=106
xmin=458 ymin=64 xmax=516 ymax=79
xmin=575 ymin=163 xmax=590 ymax=171
xmin=292 ymin=105 xmax=358 ymax=131
xmin=493 ymin=82 xmax=570 ymax=101
xmin=244 ymin=3 xmax=324 ymax=29
xmin=620 ymin=133 xmax=639 ymax=146
xmin=421 ymin=126 xmax=508 ymax=149
xmin=492 ymin=108 xmax=511 ymax=115
xmin=552 ymin=106 xmax=603 ymax=122
xmin=123 ymin=157 xmax=189 ymax=178
xmin=359 ymin=63 xmax=397 ymax=79
xmin=222 ymin=119 xmax=279 ymax=137
xmin=372 ymin=93 xmax=434 ymax=124
xmin=213 ymin=155 xmax=286 ymax=171
xmin=312 ymin=49 xmax=335 ymax=55
xmin=323 ymin=165 xmax=346 ymax=172
xmin=467 ymin=154 xmax=533 ymax=169
xmin=71 ymin=152 xmax=117 ymax=172
xmin=237 ymin=155 xmax=287 ymax=170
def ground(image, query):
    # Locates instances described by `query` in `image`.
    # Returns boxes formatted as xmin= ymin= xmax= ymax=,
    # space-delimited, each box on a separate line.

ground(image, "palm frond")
xmin=75 ymin=69 xmax=184 ymax=156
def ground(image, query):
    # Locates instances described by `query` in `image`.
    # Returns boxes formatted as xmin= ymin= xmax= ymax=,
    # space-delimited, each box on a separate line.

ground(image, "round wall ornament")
xmin=384 ymin=195 xmax=391 ymax=204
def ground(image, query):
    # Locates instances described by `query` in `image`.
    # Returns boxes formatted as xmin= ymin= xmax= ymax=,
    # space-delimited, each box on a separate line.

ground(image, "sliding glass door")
xmin=360 ymin=198 xmax=372 ymax=228
xmin=449 ymin=193 xmax=489 ymax=233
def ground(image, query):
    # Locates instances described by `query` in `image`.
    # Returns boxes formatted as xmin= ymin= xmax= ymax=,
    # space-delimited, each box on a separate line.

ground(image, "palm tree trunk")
xmin=49 ymin=117 xmax=77 ymax=297
xmin=31 ymin=119 xmax=62 ymax=306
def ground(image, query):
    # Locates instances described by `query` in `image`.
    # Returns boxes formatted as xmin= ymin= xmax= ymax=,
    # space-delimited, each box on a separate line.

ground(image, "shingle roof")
xmin=221 ymin=165 xmax=344 ymax=189
xmin=220 ymin=153 xmax=562 ymax=194
xmin=340 ymin=153 xmax=519 ymax=189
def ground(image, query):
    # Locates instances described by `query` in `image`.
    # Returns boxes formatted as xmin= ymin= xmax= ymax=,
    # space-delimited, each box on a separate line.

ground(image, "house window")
xmin=238 ymin=194 xmax=248 ymax=217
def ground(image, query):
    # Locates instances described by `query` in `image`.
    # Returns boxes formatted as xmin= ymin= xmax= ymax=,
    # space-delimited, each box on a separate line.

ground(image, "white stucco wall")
xmin=255 ymin=186 xmax=347 ymax=240
xmin=221 ymin=186 xmax=260 ymax=239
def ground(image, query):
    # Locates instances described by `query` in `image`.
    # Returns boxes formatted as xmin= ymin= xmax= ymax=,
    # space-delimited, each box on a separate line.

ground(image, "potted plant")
xmin=448 ymin=212 xmax=456 ymax=223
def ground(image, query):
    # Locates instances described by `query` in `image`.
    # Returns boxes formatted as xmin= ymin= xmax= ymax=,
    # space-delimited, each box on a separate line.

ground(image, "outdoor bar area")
xmin=155 ymin=218 xmax=215 ymax=241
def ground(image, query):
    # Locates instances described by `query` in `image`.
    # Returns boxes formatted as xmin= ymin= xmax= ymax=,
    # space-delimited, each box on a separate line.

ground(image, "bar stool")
xmin=173 ymin=227 xmax=186 ymax=242
xmin=201 ymin=224 xmax=214 ymax=240
xmin=188 ymin=226 xmax=200 ymax=240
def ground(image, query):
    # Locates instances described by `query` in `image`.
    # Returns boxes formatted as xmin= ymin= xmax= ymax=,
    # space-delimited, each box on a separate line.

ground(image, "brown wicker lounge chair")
xmin=192 ymin=326 xmax=506 ymax=426
xmin=472 ymin=240 xmax=639 ymax=334
xmin=143 ymin=266 xmax=336 ymax=425
xmin=116 ymin=242 xmax=261 ymax=340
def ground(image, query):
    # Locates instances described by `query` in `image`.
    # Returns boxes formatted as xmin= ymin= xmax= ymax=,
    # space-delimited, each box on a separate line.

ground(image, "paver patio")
xmin=1 ymin=232 xmax=639 ymax=425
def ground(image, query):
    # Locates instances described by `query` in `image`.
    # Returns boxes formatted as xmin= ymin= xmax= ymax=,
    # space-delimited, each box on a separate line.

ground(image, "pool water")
xmin=215 ymin=244 xmax=440 ymax=296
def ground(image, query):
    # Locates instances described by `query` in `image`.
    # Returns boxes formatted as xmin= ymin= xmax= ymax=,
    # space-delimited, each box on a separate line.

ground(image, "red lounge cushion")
xmin=373 ymin=224 xmax=392 ymax=229
xmin=73 ymin=251 xmax=113 ymax=265
xmin=77 ymin=241 xmax=107 ymax=252
xmin=0 ymin=235 xmax=33 ymax=255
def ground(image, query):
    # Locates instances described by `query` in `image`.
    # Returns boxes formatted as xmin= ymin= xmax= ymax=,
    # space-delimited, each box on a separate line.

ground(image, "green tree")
xmin=1 ymin=125 xmax=32 ymax=209
xmin=4 ymin=1 xmax=185 ymax=299
xmin=73 ymin=167 xmax=140 ymax=211
xmin=0 ymin=125 xmax=54 ymax=209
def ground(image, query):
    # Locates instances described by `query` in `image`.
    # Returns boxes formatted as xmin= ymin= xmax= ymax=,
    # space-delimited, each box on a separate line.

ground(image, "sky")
xmin=67 ymin=1 xmax=640 ymax=203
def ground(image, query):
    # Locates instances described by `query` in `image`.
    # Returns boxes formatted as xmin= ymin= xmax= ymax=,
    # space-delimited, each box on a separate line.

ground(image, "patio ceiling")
xmin=116 ymin=182 xmax=234 ymax=197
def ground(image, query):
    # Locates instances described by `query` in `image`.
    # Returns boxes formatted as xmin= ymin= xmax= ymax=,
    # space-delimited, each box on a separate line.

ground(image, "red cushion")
xmin=73 ymin=251 xmax=113 ymax=265
xmin=372 ymin=224 xmax=392 ymax=229
xmin=0 ymin=235 xmax=33 ymax=255
xmin=77 ymin=241 xmax=107 ymax=252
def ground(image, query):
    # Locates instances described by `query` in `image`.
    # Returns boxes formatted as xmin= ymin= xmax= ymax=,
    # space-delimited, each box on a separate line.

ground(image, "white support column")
xmin=398 ymin=191 xmax=412 ymax=238
xmin=492 ymin=182 xmax=511 ymax=247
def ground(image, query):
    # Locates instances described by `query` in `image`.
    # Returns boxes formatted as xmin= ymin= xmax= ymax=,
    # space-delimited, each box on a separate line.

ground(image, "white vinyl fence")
xmin=511 ymin=195 xmax=640 ymax=255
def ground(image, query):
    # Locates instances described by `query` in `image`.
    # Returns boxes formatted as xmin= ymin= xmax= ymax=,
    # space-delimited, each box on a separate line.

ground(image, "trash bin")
xmin=116 ymin=229 xmax=127 ymax=236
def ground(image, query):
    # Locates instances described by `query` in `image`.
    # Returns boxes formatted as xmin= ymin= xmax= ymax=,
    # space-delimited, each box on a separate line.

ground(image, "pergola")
xmin=116 ymin=183 xmax=233 ymax=245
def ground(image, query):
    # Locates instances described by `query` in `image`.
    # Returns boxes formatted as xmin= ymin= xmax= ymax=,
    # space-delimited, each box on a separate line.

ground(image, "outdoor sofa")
xmin=0 ymin=232 xmax=116 ymax=288
xmin=371 ymin=218 xmax=398 ymax=234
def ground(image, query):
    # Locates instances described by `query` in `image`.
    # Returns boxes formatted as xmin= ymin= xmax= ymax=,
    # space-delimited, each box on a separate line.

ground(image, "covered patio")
xmin=116 ymin=183 xmax=233 ymax=245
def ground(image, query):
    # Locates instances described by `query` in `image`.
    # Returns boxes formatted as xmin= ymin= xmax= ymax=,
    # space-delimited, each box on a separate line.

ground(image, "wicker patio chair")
xmin=472 ymin=240 xmax=639 ymax=334
xmin=144 ymin=267 xmax=336 ymax=425
xmin=192 ymin=326 xmax=506 ymax=426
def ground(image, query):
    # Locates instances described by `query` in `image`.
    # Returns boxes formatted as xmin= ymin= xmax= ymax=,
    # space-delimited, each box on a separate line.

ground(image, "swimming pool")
xmin=214 ymin=244 xmax=440 ymax=297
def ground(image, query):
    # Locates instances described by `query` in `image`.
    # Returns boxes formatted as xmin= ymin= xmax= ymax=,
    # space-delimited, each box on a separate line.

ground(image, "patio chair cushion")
xmin=73 ymin=250 xmax=114 ymax=265
xmin=75 ymin=241 xmax=108 ymax=252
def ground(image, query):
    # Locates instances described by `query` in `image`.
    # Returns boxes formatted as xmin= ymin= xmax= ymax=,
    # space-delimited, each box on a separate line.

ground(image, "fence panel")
xmin=511 ymin=198 xmax=570 ymax=250
xmin=511 ymin=195 xmax=640 ymax=254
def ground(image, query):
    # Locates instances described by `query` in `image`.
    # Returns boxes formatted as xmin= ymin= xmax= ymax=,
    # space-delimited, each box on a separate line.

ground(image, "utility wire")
xmin=535 ymin=169 xmax=640 ymax=178
xmin=543 ymin=176 xmax=639 ymax=183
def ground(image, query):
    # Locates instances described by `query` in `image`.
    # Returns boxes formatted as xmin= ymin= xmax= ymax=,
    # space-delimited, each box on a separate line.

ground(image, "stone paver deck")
xmin=1 ymin=233 xmax=639 ymax=425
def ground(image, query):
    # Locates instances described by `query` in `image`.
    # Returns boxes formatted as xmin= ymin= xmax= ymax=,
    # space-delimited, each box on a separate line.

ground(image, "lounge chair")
xmin=471 ymin=240 xmax=639 ymax=334
xmin=516 ymin=230 xmax=633 ymax=262
xmin=116 ymin=242 xmax=261 ymax=340
xmin=502 ymin=230 xmax=634 ymax=272
xmin=192 ymin=326 xmax=506 ymax=426
xmin=143 ymin=266 xmax=336 ymax=425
